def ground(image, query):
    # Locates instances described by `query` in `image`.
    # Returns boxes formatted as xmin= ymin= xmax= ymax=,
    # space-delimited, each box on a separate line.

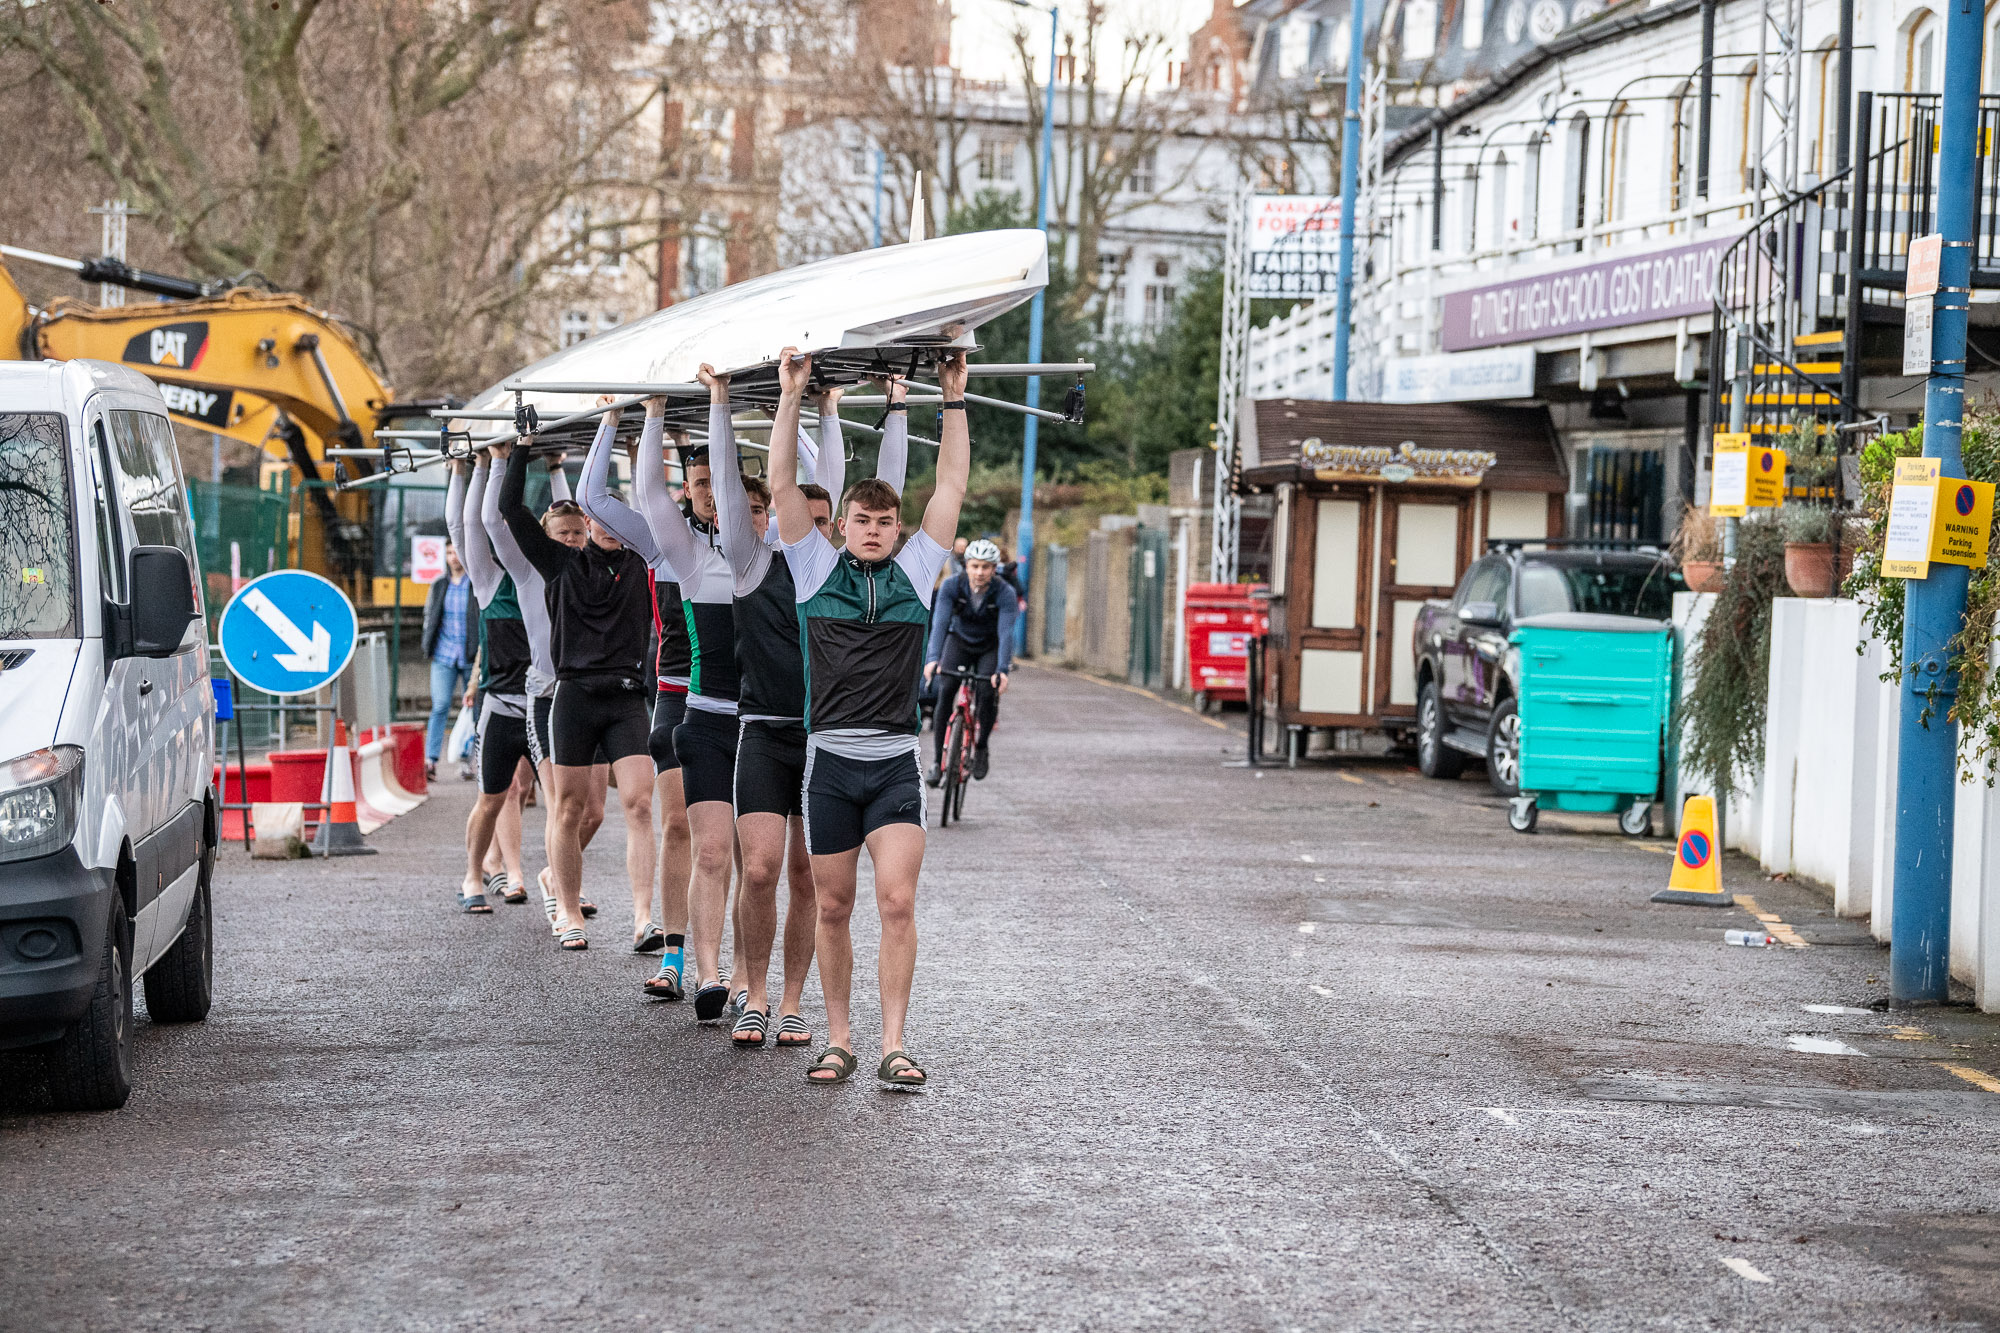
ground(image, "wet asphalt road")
xmin=5 ymin=665 xmax=2000 ymax=1332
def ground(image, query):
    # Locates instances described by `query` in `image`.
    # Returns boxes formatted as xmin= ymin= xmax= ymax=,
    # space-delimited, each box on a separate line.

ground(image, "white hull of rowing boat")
xmin=461 ymin=229 xmax=1046 ymax=431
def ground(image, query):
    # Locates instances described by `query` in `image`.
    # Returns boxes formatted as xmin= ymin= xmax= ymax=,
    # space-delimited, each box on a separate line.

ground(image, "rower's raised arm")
xmin=920 ymin=351 xmax=970 ymax=549
xmin=579 ymin=404 xmax=661 ymax=563
xmin=770 ymin=349 xmax=814 ymax=546
xmin=875 ymin=379 xmax=909 ymax=494
xmin=460 ymin=459 xmax=503 ymax=604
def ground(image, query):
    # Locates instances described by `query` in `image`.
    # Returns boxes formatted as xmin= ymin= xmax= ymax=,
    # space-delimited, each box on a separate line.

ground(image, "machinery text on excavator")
xmin=0 ymin=244 xmax=447 ymax=601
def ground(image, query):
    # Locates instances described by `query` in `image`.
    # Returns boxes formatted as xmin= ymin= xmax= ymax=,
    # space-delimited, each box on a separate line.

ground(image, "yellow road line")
xmin=1939 ymin=1063 xmax=2000 ymax=1095
xmin=1019 ymin=661 xmax=1231 ymax=730
xmin=1733 ymin=894 xmax=1810 ymax=948
xmin=1338 ymin=772 xmax=1366 ymax=785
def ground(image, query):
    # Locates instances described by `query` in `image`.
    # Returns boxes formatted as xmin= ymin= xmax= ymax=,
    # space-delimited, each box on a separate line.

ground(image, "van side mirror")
xmin=1460 ymin=600 xmax=1502 ymax=626
xmin=129 ymin=546 xmax=196 ymax=658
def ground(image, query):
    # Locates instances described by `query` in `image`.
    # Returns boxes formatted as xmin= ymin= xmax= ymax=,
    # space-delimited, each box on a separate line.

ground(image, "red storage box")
xmin=1184 ymin=582 xmax=1267 ymax=706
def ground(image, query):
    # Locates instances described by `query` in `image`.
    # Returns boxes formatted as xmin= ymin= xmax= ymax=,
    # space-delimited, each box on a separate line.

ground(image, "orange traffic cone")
xmin=312 ymin=719 xmax=377 ymax=858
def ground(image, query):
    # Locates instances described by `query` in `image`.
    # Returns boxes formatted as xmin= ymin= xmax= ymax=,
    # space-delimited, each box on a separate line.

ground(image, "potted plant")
xmin=1674 ymin=508 xmax=1726 ymax=593
xmin=1780 ymin=504 xmax=1855 ymax=598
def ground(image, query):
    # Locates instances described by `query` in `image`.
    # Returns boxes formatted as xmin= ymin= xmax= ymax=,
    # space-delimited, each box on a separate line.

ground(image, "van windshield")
xmin=0 ymin=414 xmax=77 ymax=639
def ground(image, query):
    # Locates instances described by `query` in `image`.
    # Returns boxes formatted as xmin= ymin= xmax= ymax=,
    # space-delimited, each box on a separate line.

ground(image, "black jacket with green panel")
xmin=783 ymin=527 xmax=951 ymax=754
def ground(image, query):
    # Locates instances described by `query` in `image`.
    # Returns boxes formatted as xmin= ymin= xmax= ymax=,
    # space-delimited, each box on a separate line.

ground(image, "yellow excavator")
xmin=0 ymin=246 xmax=442 ymax=600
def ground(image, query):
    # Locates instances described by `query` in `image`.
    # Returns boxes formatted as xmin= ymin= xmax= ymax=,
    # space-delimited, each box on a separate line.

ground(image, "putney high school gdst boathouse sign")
xmin=1439 ymin=235 xmax=1733 ymax=352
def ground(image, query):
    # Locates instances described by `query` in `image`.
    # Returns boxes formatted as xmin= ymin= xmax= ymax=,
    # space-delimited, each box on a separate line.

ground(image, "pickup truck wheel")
xmin=44 ymin=891 xmax=133 ymax=1112
xmin=1416 ymin=682 xmax=1467 ymax=780
xmin=1487 ymin=698 xmax=1522 ymax=797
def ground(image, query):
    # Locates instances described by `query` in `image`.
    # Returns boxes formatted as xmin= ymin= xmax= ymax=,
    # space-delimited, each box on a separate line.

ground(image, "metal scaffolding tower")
xmin=1351 ymin=62 xmax=1389 ymax=400
xmin=1210 ymin=180 xmax=1252 ymax=583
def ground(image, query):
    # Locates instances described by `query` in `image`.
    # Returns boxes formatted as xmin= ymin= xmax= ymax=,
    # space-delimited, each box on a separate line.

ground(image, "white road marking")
xmin=1787 ymin=1034 xmax=1867 ymax=1056
xmin=1309 ymin=984 xmax=1334 ymax=997
xmin=1297 ymin=922 xmax=1316 ymax=934
xmin=1314 ymin=874 xmax=1326 ymax=884
xmin=1300 ymin=854 xmax=1317 ymax=863
xmin=1802 ymin=1004 xmax=1874 ymax=1015
xmin=1720 ymin=1257 xmax=1774 ymax=1284
xmin=1478 ymin=1107 xmax=1592 ymax=1126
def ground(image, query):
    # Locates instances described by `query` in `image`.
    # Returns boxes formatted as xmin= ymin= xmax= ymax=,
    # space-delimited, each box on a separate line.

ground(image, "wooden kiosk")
xmin=1237 ymin=398 xmax=1569 ymax=741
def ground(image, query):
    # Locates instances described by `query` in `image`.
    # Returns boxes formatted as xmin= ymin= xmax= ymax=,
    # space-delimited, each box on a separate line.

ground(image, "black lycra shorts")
xmin=673 ymin=706 xmax=740 ymax=807
xmin=735 ymin=720 xmax=806 ymax=819
xmin=477 ymin=709 xmax=534 ymax=796
xmin=651 ymin=689 xmax=687 ymax=773
xmin=550 ymin=679 xmax=651 ymax=768
xmin=529 ymin=694 xmax=552 ymax=769
xmin=802 ymin=745 xmax=925 ymax=855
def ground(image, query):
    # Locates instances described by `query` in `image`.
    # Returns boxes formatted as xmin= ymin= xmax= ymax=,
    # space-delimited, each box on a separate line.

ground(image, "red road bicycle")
xmin=934 ymin=665 xmax=982 ymax=827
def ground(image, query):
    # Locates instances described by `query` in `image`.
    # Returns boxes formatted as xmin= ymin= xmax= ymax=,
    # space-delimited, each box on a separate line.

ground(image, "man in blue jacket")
xmin=924 ymin=539 xmax=1018 ymax=784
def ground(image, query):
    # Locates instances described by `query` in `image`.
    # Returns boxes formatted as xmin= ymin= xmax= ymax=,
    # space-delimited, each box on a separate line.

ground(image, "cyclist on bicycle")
xmin=924 ymin=538 xmax=1018 ymax=785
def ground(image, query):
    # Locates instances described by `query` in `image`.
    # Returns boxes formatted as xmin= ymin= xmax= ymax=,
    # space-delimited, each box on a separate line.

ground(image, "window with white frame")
xmin=1907 ymin=12 xmax=1938 ymax=92
xmin=560 ymin=205 xmax=627 ymax=274
xmin=976 ymin=138 xmax=1016 ymax=182
xmin=1607 ymin=102 xmax=1633 ymax=223
xmin=1463 ymin=0 xmax=1486 ymax=48
xmin=1668 ymin=84 xmax=1694 ymax=214
xmin=1459 ymin=165 xmax=1478 ymax=252
xmin=1403 ymin=0 xmax=1437 ymax=60
xmin=1142 ymin=282 xmax=1176 ymax=328
xmin=559 ymin=311 xmax=590 ymax=347
xmin=687 ymin=227 xmax=726 ymax=296
xmin=849 ymin=140 xmax=872 ymax=179
xmin=1490 ymin=152 xmax=1511 ymax=248
xmin=597 ymin=312 xmax=622 ymax=334
xmin=1127 ymin=147 xmax=1158 ymax=194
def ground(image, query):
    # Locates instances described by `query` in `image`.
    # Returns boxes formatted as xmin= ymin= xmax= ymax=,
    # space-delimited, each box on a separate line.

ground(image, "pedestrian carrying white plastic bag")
xmin=447 ymin=701 xmax=476 ymax=763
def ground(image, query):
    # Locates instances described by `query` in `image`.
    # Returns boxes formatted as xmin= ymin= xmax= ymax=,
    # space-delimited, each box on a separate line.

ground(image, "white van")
xmin=0 ymin=359 xmax=215 ymax=1111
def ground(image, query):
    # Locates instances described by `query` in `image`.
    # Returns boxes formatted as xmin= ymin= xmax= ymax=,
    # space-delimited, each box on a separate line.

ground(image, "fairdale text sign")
xmin=1440 ymin=237 xmax=1734 ymax=351
xmin=1247 ymin=195 xmax=1340 ymax=299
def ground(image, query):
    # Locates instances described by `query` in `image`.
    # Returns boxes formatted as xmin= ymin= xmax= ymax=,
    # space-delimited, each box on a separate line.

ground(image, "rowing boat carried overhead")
xmin=459 ymin=228 xmax=1051 ymax=446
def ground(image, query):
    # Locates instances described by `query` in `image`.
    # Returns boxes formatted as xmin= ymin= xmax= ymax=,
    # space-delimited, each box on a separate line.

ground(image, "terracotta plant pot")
xmin=1681 ymin=559 xmax=1726 ymax=594
xmin=1783 ymin=542 xmax=1855 ymax=599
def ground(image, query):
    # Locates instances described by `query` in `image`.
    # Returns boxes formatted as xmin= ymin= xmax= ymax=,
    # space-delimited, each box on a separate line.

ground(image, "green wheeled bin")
xmin=1505 ymin=612 xmax=1671 ymax=836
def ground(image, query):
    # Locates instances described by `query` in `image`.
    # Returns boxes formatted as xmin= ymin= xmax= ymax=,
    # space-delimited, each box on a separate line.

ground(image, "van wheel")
xmin=144 ymin=847 xmax=213 ymax=1024
xmin=1487 ymin=698 xmax=1522 ymax=797
xmin=1416 ymin=682 xmax=1467 ymax=780
xmin=45 ymin=891 xmax=133 ymax=1111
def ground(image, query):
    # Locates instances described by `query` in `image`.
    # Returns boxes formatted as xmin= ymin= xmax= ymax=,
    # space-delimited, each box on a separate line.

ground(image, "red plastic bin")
xmin=1184 ymin=582 xmax=1267 ymax=707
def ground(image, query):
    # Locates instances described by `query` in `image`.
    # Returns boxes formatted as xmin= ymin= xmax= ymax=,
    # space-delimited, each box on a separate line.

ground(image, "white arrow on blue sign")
xmin=217 ymin=570 xmax=359 ymax=697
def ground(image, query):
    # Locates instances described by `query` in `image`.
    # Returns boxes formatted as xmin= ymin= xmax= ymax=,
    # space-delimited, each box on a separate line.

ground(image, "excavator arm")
xmin=0 ymin=251 xmax=408 ymax=596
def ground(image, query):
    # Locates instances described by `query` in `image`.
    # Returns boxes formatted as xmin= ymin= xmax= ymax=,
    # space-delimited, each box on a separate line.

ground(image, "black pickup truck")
xmin=1410 ymin=543 xmax=1683 ymax=793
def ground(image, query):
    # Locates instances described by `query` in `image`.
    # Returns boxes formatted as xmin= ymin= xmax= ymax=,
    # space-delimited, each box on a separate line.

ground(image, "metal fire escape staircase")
xmin=1712 ymin=93 xmax=2000 ymax=449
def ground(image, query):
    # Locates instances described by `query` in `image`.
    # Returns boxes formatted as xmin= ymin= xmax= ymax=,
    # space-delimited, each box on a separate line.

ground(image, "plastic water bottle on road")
xmin=1724 ymin=930 xmax=1774 ymax=947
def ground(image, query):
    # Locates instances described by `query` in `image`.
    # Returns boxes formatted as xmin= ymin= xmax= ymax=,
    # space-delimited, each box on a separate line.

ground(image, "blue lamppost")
xmin=1012 ymin=0 xmax=1059 ymax=651
xmin=1892 ymin=0 xmax=1985 ymax=1004
xmin=1333 ymin=0 xmax=1366 ymax=400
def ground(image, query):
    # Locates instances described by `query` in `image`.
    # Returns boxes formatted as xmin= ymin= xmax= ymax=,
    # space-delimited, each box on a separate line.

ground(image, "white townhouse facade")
xmin=1249 ymin=0 xmax=2000 ymax=541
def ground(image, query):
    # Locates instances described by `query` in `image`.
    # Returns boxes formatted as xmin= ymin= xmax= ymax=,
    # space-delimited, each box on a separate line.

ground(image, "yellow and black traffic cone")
xmin=1652 ymin=794 xmax=1730 ymax=906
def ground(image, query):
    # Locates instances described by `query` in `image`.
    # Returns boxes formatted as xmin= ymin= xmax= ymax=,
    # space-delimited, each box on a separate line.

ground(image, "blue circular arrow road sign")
xmin=217 ymin=570 xmax=359 ymax=697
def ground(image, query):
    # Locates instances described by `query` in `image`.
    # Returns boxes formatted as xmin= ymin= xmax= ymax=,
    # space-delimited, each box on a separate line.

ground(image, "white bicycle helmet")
xmin=964 ymin=539 xmax=1002 ymax=563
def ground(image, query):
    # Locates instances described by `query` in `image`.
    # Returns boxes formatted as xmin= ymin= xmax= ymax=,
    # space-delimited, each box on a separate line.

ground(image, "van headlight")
xmin=0 ymin=746 xmax=83 ymax=862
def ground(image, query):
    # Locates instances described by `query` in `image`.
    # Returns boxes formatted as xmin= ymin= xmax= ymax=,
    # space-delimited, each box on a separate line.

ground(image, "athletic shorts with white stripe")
xmin=477 ymin=710 xmax=533 ymax=796
xmin=735 ymin=720 xmax=806 ymax=819
xmin=802 ymin=745 xmax=925 ymax=855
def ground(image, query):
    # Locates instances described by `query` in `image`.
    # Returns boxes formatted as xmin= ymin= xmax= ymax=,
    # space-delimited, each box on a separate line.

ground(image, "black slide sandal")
xmin=693 ymin=983 xmax=730 ymax=1023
